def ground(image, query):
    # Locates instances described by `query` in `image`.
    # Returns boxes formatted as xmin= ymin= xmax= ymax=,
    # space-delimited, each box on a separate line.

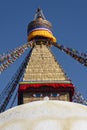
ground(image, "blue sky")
xmin=0 ymin=0 xmax=87 ymax=105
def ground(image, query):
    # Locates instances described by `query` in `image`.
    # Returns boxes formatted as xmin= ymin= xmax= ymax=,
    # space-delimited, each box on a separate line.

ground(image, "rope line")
xmin=9 ymin=91 xmax=18 ymax=108
xmin=53 ymin=43 xmax=87 ymax=67
xmin=73 ymin=90 xmax=87 ymax=105
xmin=0 ymin=48 xmax=33 ymax=113
xmin=0 ymin=41 xmax=34 ymax=73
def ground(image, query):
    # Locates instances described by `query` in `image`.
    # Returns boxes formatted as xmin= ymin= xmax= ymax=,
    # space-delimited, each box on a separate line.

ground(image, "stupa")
xmin=0 ymin=8 xmax=87 ymax=130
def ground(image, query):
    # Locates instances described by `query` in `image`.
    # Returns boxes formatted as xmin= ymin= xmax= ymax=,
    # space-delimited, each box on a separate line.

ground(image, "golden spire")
xmin=27 ymin=8 xmax=56 ymax=43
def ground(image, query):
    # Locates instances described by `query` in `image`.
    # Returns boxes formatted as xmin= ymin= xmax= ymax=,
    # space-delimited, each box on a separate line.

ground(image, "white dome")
xmin=0 ymin=101 xmax=87 ymax=130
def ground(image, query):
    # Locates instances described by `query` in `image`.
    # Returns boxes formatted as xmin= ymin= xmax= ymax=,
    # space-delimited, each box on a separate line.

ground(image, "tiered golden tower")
xmin=18 ymin=8 xmax=74 ymax=104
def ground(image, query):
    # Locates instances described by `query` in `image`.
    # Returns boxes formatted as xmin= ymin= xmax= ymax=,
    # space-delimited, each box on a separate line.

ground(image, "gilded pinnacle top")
xmin=27 ymin=8 xmax=56 ymax=43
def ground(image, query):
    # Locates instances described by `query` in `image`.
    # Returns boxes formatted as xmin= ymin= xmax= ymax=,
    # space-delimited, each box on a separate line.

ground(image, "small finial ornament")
xmin=34 ymin=8 xmax=46 ymax=20
xmin=37 ymin=8 xmax=41 ymax=12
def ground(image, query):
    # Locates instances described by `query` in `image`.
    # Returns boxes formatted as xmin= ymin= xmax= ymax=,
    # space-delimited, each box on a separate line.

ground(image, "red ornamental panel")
xmin=19 ymin=83 xmax=75 ymax=96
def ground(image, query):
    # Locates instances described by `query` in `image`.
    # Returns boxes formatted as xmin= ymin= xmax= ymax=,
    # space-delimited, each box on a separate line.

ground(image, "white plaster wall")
xmin=0 ymin=101 xmax=87 ymax=130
